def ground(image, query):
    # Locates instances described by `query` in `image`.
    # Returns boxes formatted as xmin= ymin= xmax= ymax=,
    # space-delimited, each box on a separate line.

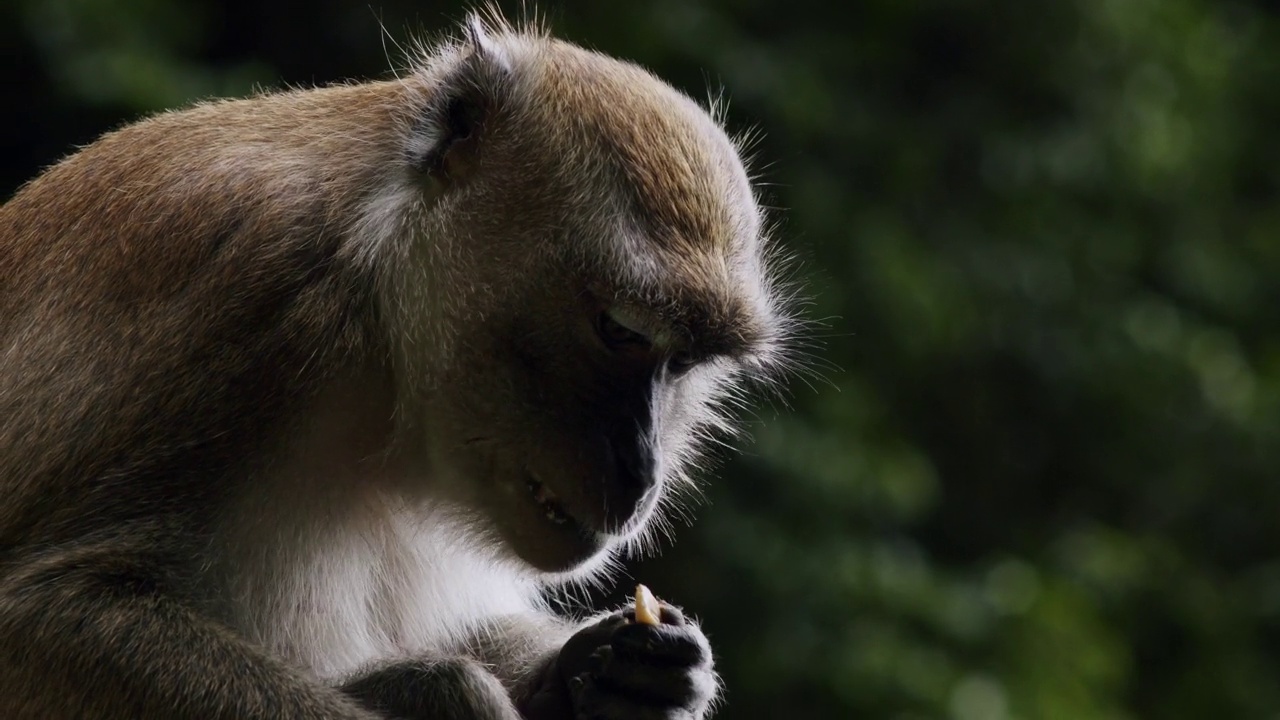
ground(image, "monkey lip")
xmin=524 ymin=476 xmax=580 ymax=529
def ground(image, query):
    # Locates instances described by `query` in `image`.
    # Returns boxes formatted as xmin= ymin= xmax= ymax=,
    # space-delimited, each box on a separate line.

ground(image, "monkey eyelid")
xmin=605 ymin=306 xmax=677 ymax=350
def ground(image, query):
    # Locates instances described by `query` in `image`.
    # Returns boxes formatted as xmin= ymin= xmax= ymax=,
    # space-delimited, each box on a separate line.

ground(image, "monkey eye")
xmin=597 ymin=310 xmax=650 ymax=348
xmin=666 ymin=351 xmax=699 ymax=375
xmin=598 ymin=308 xmax=701 ymax=374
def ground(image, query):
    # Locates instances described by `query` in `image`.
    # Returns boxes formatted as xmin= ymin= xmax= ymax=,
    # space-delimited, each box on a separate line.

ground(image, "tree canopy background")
xmin=4 ymin=1 xmax=1279 ymax=718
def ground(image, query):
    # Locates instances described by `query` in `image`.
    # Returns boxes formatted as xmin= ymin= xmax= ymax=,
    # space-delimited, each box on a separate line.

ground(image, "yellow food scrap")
xmin=634 ymin=583 xmax=661 ymax=625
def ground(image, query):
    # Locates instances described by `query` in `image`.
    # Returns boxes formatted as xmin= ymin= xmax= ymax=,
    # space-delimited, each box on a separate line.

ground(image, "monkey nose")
xmin=602 ymin=430 xmax=656 ymax=532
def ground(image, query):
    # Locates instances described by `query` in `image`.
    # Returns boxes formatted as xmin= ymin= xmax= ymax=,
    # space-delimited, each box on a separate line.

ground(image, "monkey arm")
xmin=338 ymin=656 xmax=526 ymax=720
xmin=332 ymin=612 xmax=573 ymax=720
xmin=0 ymin=546 xmax=380 ymax=720
xmin=462 ymin=612 xmax=579 ymax=696
xmin=329 ymin=612 xmax=577 ymax=719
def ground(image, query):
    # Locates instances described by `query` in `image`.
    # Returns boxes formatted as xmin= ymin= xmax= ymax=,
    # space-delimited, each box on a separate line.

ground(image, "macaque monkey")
xmin=0 ymin=12 xmax=797 ymax=720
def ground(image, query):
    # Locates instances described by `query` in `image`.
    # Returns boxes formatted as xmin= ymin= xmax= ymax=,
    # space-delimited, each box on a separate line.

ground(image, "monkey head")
xmin=377 ymin=20 xmax=796 ymax=577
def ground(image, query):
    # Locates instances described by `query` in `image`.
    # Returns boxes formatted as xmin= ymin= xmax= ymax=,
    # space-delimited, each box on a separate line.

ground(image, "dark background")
xmin=6 ymin=1 xmax=1280 ymax=717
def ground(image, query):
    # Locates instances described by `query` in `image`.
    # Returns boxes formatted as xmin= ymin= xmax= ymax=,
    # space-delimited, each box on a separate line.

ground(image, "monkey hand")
xmin=522 ymin=603 xmax=718 ymax=720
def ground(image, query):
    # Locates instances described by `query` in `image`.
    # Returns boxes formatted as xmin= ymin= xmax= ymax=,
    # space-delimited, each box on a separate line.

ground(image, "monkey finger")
xmin=593 ymin=656 xmax=716 ymax=708
xmin=570 ymin=672 xmax=698 ymax=720
xmin=654 ymin=603 xmax=688 ymax=626
xmin=556 ymin=613 xmax=630 ymax=681
xmin=608 ymin=623 xmax=709 ymax=667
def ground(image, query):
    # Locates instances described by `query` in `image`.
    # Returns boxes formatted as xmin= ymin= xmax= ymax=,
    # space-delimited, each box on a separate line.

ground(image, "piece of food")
xmin=634 ymin=583 xmax=662 ymax=625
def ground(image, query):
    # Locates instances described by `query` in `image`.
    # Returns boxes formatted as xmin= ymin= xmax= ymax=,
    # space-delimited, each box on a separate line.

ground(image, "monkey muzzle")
xmin=521 ymin=426 xmax=657 ymax=539
xmin=524 ymin=475 xmax=576 ymax=526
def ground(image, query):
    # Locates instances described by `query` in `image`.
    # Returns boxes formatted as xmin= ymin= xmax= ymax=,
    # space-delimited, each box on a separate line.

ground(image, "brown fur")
xmin=0 ymin=15 xmax=788 ymax=720
xmin=0 ymin=81 xmax=405 ymax=720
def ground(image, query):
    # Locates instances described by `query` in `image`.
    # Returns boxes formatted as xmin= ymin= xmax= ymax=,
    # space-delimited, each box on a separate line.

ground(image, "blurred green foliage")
xmin=5 ymin=0 xmax=1280 ymax=718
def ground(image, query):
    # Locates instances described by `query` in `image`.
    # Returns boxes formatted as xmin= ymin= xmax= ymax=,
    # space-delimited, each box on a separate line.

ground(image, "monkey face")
xmin=424 ymin=270 xmax=763 ymax=575
xmin=381 ymin=35 xmax=795 ymax=576
xmin=405 ymin=215 xmax=784 ymax=577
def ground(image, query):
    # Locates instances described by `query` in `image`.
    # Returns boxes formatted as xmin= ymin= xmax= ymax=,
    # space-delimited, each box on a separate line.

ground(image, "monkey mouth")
xmin=524 ymin=476 xmax=580 ymax=528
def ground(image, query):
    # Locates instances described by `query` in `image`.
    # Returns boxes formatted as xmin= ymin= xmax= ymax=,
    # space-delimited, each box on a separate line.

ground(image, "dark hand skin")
xmin=522 ymin=603 xmax=717 ymax=720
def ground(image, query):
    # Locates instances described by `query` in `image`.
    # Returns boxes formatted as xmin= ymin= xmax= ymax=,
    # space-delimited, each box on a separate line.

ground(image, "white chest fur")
xmin=193 ymin=372 xmax=538 ymax=680
xmin=204 ymin=495 xmax=537 ymax=681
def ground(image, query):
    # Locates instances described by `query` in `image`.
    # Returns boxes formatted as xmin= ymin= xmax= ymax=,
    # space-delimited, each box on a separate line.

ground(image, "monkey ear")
xmin=414 ymin=15 xmax=513 ymax=184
